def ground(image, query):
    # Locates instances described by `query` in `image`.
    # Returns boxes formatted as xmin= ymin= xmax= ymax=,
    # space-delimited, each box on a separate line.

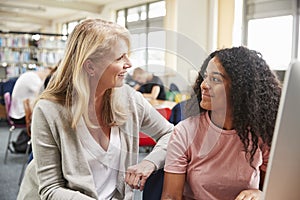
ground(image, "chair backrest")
xmin=139 ymin=108 xmax=172 ymax=147
xmin=169 ymin=83 xmax=180 ymax=93
xmin=156 ymin=107 xmax=172 ymax=120
xmin=4 ymin=92 xmax=14 ymax=125
xmin=23 ymin=99 xmax=32 ymax=137
xmin=139 ymin=132 xmax=157 ymax=146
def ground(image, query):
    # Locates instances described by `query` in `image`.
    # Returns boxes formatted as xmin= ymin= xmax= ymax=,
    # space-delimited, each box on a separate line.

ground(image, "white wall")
xmin=164 ymin=0 xmax=218 ymax=93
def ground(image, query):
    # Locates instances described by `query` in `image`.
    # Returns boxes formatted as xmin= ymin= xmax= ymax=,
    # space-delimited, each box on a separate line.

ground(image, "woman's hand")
xmin=235 ymin=189 xmax=263 ymax=200
xmin=125 ymin=160 xmax=156 ymax=191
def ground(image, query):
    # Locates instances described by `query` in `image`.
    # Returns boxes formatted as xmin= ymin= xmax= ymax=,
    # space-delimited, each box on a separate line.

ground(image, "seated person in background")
xmin=9 ymin=68 xmax=50 ymax=124
xmin=161 ymin=46 xmax=282 ymax=200
xmin=9 ymin=68 xmax=50 ymax=153
xmin=132 ymin=67 xmax=166 ymax=100
xmin=0 ymin=77 xmax=18 ymax=105
xmin=124 ymin=73 xmax=138 ymax=88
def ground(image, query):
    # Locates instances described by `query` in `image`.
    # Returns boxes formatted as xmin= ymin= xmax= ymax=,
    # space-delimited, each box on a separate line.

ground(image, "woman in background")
xmin=17 ymin=19 xmax=173 ymax=200
xmin=161 ymin=46 xmax=282 ymax=200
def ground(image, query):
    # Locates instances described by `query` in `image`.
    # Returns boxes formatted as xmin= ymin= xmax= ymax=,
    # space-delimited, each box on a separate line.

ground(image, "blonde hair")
xmin=39 ymin=19 xmax=130 ymax=128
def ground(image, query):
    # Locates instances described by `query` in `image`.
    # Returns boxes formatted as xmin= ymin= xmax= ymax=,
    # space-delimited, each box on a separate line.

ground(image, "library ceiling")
xmin=0 ymin=0 xmax=118 ymax=33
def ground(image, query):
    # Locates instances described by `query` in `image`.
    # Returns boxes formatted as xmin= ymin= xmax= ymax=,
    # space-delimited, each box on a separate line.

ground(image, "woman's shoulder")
xmin=33 ymin=99 xmax=73 ymax=128
xmin=35 ymin=99 xmax=63 ymax=109
xmin=117 ymin=84 xmax=155 ymax=117
xmin=175 ymin=112 xmax=208 ymax=134
xmin=179 ymin=112 xmax=206 ymax=125
xmin=119 ymin=83 xmax=135 ymax=93
xmin=34 ymin=99 xmax=67 ymax=118
xmin=175 ymin=114 xmax=202 ymax=131
xmin=118 ymin=84 xmax=144 ymax=102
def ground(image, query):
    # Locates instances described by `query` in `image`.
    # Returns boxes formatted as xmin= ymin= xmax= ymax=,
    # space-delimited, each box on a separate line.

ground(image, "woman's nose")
xmin=123 ymin=55 xmax=132 ymax=69
xmin=201 ymin=79 xmax=210 ymax=89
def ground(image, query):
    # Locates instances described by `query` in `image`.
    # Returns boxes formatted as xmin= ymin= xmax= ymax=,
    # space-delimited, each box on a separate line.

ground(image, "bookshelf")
xmin=0 ymin=31 xmax=66 ymax=81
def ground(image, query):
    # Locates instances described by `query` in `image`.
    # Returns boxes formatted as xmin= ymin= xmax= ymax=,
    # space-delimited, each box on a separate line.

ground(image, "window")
xmin=116 ymin=1 xmax=166 ymax=73
xmin=61 ymin=19 xmax=85 ymax=36
xmin=117 ymin=10 xmax=126 ymax=27
xmin=149 ymin=1 xmax=166 ymax=18
xmin=243 ymin=0 xmax=298 ymax=70
xmin=247 ymin=16 xmax=293 ymax=70
xmin=127 ymin=5 xmax=147 ymax=22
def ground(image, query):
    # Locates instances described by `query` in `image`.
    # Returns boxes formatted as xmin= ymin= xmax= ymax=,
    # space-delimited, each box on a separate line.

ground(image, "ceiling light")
xmin=0 ymin=4 xmax=46 ymax=12
xmin=32 ymin=34 xmax=40 ymax=41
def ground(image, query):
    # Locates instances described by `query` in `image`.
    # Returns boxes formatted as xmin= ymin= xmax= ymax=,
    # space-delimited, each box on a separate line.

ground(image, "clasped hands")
xmin=125 ymin=160 xmax=156 ymax=191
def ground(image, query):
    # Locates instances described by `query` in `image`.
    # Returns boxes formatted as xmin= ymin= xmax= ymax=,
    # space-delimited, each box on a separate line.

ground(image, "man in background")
xmin=9 ymin=68 xmax=50 ymax=124
xmin=132 ymin=67 xmax=166 ymax=100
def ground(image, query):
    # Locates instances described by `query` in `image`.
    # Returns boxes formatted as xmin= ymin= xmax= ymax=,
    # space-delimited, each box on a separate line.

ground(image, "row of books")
xmin=0 ymin=36 xmax=66 ymax=49
xmin=0 ymin=49 xmax=64 ymax=65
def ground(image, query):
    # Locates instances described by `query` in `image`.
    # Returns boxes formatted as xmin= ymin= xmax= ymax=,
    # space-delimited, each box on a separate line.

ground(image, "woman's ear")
xmin=83 ymin=59 xmax=95 ymax=77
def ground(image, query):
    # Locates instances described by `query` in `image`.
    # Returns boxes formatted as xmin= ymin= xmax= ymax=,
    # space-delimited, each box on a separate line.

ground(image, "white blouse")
xmin=78 ymin=118 xmax=121 ymax=199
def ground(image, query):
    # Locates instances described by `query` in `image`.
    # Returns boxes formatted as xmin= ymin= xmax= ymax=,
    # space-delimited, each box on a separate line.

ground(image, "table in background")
xmin=148 ymin=99 xmax=177 ymax=110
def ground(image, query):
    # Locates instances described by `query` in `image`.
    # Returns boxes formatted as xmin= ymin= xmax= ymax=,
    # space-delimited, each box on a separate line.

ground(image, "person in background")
xmin=124 ymin=73 xmax=138 ymax=88
xmin=17 ymin=18 xmax=173 ymax=200
xmin=43 ymin=60 xmax=61 ymax=89
xmin=9 ymin=68 xmax=50 ymax=153
xmin=132 ymin=67 xmax=166 ymax=100
xmin=9 ymin=68 xmax=50 ymax=124
xmin=161 ymin=46 xmax=282 ymax=200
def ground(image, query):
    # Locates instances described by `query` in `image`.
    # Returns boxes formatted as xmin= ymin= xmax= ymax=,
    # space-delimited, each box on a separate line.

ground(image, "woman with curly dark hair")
xmin=161 ymin=46 xmax=282 ymax=200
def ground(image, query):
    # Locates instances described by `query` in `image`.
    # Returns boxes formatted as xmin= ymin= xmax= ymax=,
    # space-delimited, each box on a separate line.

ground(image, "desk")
xmin=148 ymin=99 xmax=177 ymax=109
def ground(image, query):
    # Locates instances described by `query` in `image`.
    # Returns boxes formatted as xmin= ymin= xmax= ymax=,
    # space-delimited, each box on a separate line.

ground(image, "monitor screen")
xmin=263 ymin=61 xmax=300 ymax=200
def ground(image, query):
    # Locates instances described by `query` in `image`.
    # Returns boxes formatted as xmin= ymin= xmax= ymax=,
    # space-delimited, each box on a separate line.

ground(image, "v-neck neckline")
xmin=78 ymin=117 xmax=120 ymax=157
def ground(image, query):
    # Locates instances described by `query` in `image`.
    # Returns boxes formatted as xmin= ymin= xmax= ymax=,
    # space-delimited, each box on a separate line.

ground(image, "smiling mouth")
xmin=202 ymin=93 xmax=212 ymax=98
xmin=118 ymin=73 xmax=126 ymax=77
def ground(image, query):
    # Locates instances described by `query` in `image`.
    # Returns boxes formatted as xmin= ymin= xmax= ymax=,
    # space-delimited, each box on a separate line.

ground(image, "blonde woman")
xmin=17 ymin=19 xmax=173 ymax=200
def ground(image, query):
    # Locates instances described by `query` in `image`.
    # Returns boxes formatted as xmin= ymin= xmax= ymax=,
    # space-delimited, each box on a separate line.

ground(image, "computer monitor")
xmin=263 ymin=61 xmax=300 ymax=200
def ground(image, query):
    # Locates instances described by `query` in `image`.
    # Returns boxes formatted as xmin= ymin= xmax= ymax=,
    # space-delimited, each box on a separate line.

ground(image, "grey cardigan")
xmin=17 ymin=85 xmax=173 ymax=200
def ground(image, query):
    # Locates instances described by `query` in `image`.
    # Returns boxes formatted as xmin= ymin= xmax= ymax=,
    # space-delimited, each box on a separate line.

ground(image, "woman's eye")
xmin=116 ymin=55 xmax=124 ymax=61
xmin=212 ymin=77 xmax=221 ymax=82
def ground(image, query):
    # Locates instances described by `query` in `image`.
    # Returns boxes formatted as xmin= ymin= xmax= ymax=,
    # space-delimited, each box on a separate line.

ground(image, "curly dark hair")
xmin=186 ymin=46 xmax=282 ymax=167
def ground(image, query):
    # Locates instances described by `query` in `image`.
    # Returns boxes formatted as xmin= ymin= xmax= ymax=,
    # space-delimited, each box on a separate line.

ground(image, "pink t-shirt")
xmin=164 ymin=112 xmax=269 ymax=200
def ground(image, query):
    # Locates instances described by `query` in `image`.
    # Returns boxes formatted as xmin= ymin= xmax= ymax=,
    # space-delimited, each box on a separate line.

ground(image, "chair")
xmin=156 ymin=107 xmax=172 ymax=121
xmin=23 ymin=99 xmax=32 ymax=137
xmin=3 ymin=92 xmax=26 ymax=164
xmin=18 ymin=98 xmax=32 ymax=185
xmin=169 ymin=99 xmax=190 ymax=125
xmin=139 ymin=132 xmax=157 ymax=148
xmin=169 ymin=83 xmax=180 ymax=93
xmin=139 ymin=107 xmax=172 ymax=151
